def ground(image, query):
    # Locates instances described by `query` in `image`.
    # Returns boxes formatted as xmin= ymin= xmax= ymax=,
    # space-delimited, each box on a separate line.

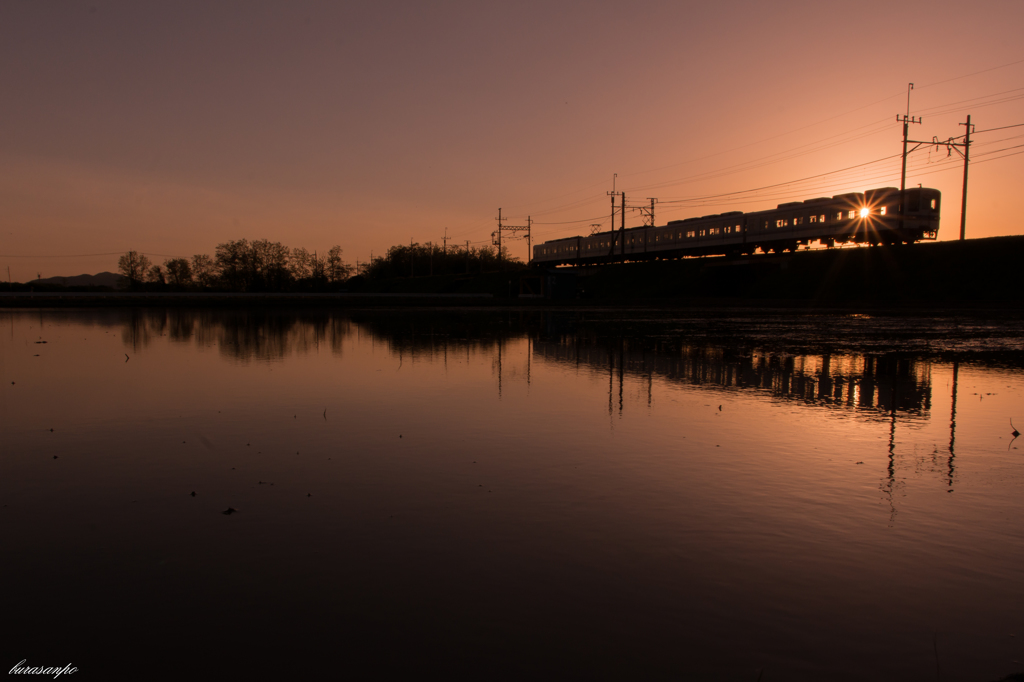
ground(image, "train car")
xmin=533 ymin=186 xmax=940 ymax=266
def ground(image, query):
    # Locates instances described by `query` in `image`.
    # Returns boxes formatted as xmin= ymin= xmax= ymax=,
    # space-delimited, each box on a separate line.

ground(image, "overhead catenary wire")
xmin=376 ymin=57 xmax=1024 ymax=251
xmin=532 ymin=118 xmax=1024 ymax=240
xmin=497 ymin=82 xmax=1024 ymax=230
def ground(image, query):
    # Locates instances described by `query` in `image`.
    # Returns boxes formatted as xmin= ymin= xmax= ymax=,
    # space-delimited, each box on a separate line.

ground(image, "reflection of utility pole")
xmin=618 ymin=338 xmax=624 ymax=414
xmin=948 ymin=361 xmax=959 ymax=490
xmin=886 ymin=383 xmax=898 ymax=524
xmin=527 ymin=336 xmax=531 ymax=389
xmin=608 ymin=352 xmax=613 ymax=416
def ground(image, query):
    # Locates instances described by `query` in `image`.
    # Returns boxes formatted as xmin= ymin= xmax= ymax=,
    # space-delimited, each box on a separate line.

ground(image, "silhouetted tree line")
xmin=117 ymin=240 xmax=351 ymax=292
xmin=357 ymin=242 xmax=525 ymax=279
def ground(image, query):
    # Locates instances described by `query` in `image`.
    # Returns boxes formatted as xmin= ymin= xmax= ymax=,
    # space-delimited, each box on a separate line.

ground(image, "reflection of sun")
xmin=859 ymin=207 xmax=870 ymax=218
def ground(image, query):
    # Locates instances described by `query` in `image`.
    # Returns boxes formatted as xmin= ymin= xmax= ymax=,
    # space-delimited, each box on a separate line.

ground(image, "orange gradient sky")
xmin=2 ymin=0 xmax=1023 ymax=281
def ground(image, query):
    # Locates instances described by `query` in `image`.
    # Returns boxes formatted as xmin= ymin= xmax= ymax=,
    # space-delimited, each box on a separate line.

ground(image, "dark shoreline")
xmin=4 ymin=234 xmax=1023 ymax=312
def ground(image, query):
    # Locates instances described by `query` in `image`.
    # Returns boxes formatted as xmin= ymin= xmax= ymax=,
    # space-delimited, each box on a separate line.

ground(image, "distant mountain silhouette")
xmin=28 ymin=272 xmax=125 ymax=288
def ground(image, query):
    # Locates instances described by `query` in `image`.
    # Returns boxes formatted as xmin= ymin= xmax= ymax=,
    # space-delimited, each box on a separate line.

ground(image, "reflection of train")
xmin=532 ymin=339 xmax=933 ymax=418
xmin=533 ymin=187 xmax=941 ymax=265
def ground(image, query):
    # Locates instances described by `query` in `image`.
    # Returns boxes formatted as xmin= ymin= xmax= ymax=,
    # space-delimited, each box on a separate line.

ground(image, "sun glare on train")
xmin=859 ymin=207 xmax=870 ymax=218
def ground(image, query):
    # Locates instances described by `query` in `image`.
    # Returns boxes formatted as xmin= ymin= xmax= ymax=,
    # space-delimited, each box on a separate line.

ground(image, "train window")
xmin=687 ymin=231 xmax=695 ymax=238
xmin=836 ymin=212 xmax=843 ymax=221
xmin=930 ymin=199 xmax=937 ymax=209
xmin=736 ymin=225 xmax=741 ymax=232
xmin=764 ymin=221 xmax=770 ymax=229
xmin=820 ymin=215 xmax=825 ymax=222
xmin=847 ymin=210 xmax=855 ymax=219
xmin=776 ymin=219 xmax=784 ymax=228
xmin=724 ymin=226 xmax=731 ymax=234
xmin=794 ymin=217 xmax=801 ymax=225
xmin=699 ymin=230 xmax=706 ymax=237
xmin=880 ymin=206 xmax=887 ymax=215
xmin=810 ymin=215 xmax=817 ymax=223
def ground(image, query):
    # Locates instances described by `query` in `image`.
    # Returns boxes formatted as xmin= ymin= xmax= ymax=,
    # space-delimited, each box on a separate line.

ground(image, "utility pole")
xmin=897 ymin=83 xmax=923 ymax=231
xmin=410 ymin=238 xmax=414 ymax=277
xmin=640 ymin=198 xmax=657 ymax=227
xmin=494 ymin=211 xmax=531 ymax=266
xmin=494 ymin=208 xmax=504 ymax=271
xmin=903 ymin=115 xmax=972 ymax=241
xmin=606 ymin=173 xmax=622 ymax=260
xmin=428 ymin=241 xmax=433 ymax=276
xmin=620 ymin=192 xmax=626 ymax=261
xmin=526 ymin=216 xmax=532 ymax=265
xmin=641 ymin=198 xmax=657 ymax=256
xmin=465 ymin=240 xmax=471 ymax=274
xmin=959 ymin=115 xmax=973 ymax=241
xmin=443 ymin=227 xmax=448 ymax=254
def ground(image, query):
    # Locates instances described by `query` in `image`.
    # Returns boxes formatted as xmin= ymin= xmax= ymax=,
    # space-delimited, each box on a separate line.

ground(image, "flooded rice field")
xmin=2 ymin=308 xmax=1023 ymax=680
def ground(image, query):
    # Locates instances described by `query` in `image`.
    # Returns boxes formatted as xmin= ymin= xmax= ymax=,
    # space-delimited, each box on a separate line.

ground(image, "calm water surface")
xmin=2 ymin=308 xmax=1023 ymax=680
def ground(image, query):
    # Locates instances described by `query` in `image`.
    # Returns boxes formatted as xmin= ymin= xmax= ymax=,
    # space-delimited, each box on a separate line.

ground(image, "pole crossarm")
xmin=493 ymin=211 xmax=532 ymax=265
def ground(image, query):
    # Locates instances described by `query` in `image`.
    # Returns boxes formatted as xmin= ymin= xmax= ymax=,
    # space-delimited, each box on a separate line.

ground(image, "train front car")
xmin=854 ymin=187 xmax=940 ymax=245
xmin=899 ymin=187 xmax=941 ymax=242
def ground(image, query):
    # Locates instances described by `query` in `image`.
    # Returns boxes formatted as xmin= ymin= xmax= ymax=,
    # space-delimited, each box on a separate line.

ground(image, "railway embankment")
xmin=564 ymin=234 xmax=1024 ymax=309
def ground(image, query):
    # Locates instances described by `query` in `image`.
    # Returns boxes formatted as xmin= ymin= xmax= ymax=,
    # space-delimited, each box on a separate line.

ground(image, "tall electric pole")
xmin=443 ymin=227 xmax=448 ymax=254
xmin=619 ymin=192 xmax=626 ymax=261
xmin=526 ymin=216 xmax=532 ymax=264
xmin=898 ymin=83 xmax=922 ymax=231
xmin=494 ymin=208 xmax=504 ymax=271
xmin=606 ymin=174 xmax=622 ymax=260
xmin=959 ymin=115 xmax=973 ymax=241
xmin=902 ymin=111 xmax=972 ymax=241
xmin=641 ymin=198 xmax=657 ymax=227
xmin=494 ymin=213 xmax=531 ymax=264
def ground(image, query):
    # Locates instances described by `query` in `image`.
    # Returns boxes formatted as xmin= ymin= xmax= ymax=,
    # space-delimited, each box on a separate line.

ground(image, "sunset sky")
xmin=2 ymin=0 xmax=1023 ymax=281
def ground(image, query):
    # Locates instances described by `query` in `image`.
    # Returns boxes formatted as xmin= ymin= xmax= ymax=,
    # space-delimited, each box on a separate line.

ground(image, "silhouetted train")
xmin=532 ymin=186 xmax=940 ymax=265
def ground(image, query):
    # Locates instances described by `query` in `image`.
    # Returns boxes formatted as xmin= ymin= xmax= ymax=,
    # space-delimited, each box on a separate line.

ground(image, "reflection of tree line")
xmin=116 ymin=309 xmax=351 ymax=361
xmin=532 ymin=338 xmax=932 ymax=417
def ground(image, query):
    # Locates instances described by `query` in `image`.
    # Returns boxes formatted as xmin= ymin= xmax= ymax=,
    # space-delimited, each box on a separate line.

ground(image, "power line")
xmin=655 ymin=154 xmax=901 ymax=205
xmin=916 ymin=56 xmax=1024 ymax=90
xmin=415 ymin=61 xmax=1024 ymax=248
